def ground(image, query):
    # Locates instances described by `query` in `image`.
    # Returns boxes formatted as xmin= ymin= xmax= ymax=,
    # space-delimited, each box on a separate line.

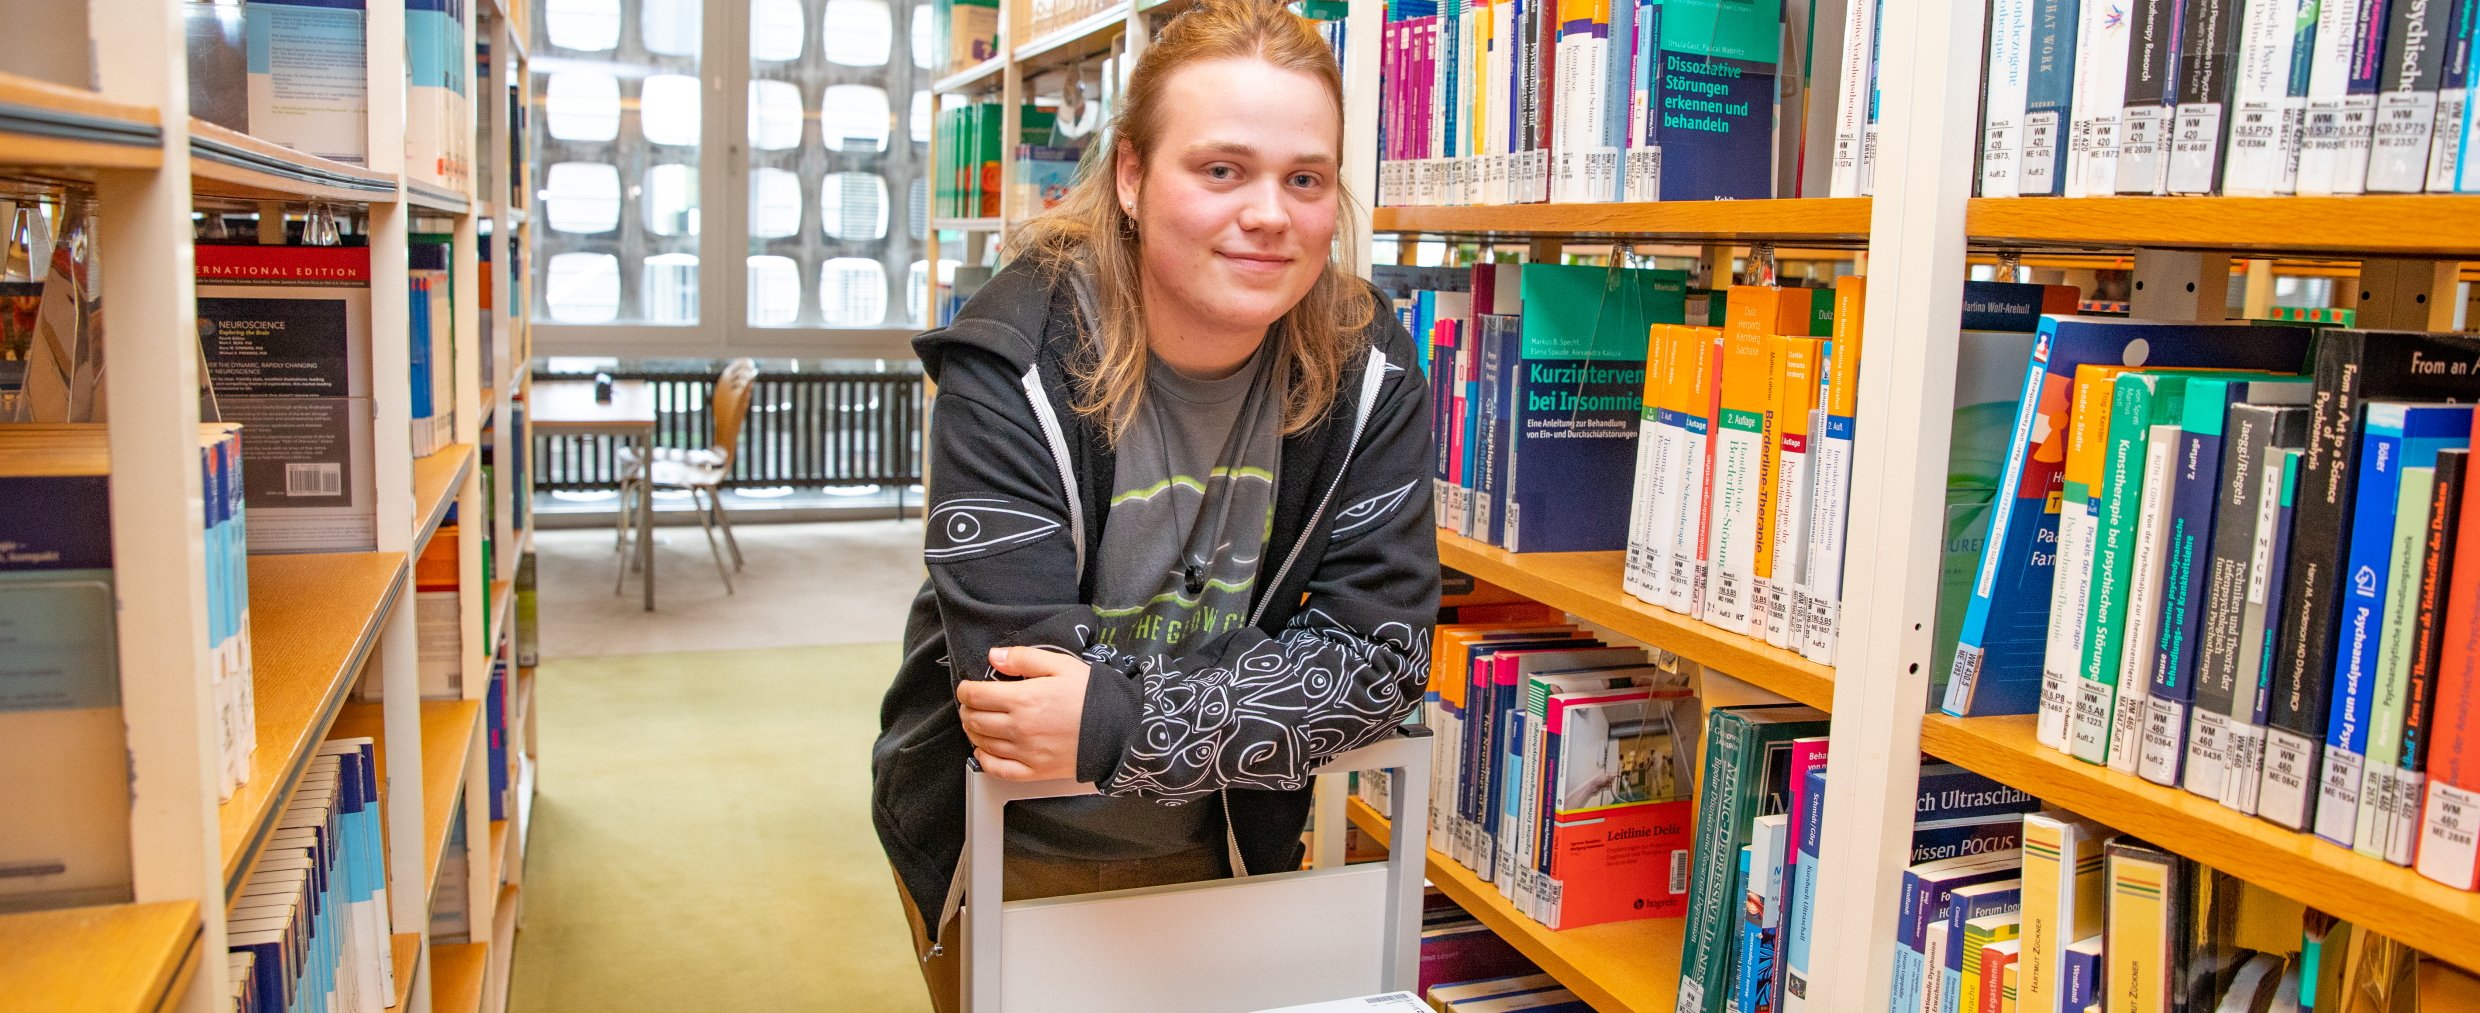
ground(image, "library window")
xmin=532 ymin=0 xmax=931 ymax=344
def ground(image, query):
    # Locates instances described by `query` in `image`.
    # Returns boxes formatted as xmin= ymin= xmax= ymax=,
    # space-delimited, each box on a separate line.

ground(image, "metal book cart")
xmin=962 ymin=731 xmax=1433 ymax=1013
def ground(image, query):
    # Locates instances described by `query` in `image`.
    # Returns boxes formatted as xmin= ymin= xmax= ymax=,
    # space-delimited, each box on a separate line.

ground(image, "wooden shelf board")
xmin=188 ymin=119 xmax=397 ymax=203
xmin=1437 ymin=533 xmax=1835 ymax=711
xmin=413 ymin=444 xmax=477 ymax=551
xmin=430 ymin=941 xmax=489 ymax=1013
xmin=1371 ymin=199 xmax=1873 ymax=244
xmin=489 ymin=819 xmax=511 ymax=886
xmin=1920 ymin=713 xmax=2480 ymax=972
xmin=1014 ymin=3 xmax=1129 ymax=67
xmin=221 ymin=551 xmax=409 ymax=896
xmin=1345 ymin=798 xmax=1676 ymax=1013
xmin=932 ymin=55 xmax=1007 ymax=95
xmin=424 ymin=700 xmax=484 ymax=900
xmin=0 ymin=901 xmax=199 ymax=1013
xmin=1967 ymin=195 xmax=2480 ymax=258
xmin=0 ymin=71 xmax=163 ymax=171
xmin=390 ymin=933 xmax=421 ymax=1010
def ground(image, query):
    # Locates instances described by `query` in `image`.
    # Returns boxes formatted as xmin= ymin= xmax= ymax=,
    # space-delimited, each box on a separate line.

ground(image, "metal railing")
xmin=530 ymin=366 xmax=926 ymax=494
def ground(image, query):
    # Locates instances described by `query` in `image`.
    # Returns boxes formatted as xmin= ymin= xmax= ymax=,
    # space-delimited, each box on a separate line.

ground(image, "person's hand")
xmin=956 ymin=646 xmax=1090 ymax=782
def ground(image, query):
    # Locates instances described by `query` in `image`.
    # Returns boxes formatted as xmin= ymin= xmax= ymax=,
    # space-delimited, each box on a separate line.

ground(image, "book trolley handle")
xmin=963 ymin=728 xmax=1432 ymax=1013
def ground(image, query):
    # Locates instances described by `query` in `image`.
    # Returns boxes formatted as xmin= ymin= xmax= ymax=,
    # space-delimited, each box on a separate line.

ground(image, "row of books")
xmin=934 ymin=104 xmax=1064 ymax=219
xmin=411 ymin=238 xmax=458 ymax=458
xmin=0 ymin=424 xmax=260 ymax=914
xmin=1402 ymin=260 xmax=2087 ymax=671
xmin=183 ymin=0 xmax=473 ymax=192
xmin=1964 ymin=0 xmax=2480 ymax=199
xmin=226 ymin=738 xmax=396 ymax=1013
xmin=1943 ymin=319 xmax=2480 ymax=890
xmin=1375 ymin=0 xmax=1784 ymax=206
xmin=1383 ymin=610 xmax=1708 ymax=933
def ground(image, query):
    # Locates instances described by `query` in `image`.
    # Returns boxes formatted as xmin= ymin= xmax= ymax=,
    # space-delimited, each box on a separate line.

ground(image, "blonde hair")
xmin=1006 ymin=0 xmax=1375 ymax=443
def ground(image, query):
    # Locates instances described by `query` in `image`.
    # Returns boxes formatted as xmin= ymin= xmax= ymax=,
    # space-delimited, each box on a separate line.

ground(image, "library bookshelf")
xmin=3 ymin=0 xmax=540 ymax=1010
xmin=1369 ymin=5 xmax=2480 ymax=1011
xmin=1345 ymin=798 xmax=1680 ymax=1013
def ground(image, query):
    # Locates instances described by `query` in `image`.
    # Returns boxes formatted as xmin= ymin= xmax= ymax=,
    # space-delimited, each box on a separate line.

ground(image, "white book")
xmin=1702 ymin=402 xmax=1766 ymax=635
xmin=1667 ymin=353 xmax=1714 ymax=618
xmin=1829 ymin=0 xmax=1878 ymax=197
xmin=1493 ymin=0 xmax=1517 ymax=204
xmin=2068 ymin=0 xmax=2135 ymax=196
xmin=2112 ymin=419 xmax=2184 ymax=778
xmin=2224 ymin=0 xmax=2313 ymax=194
xmin=1800 ymin=402 xmax=1854 ymax=665
xmin=1629 ymin=342 xmax=1676 ymax=602
xmin=1981 ymin=0 xmax=2038 ymax=197
xmin=2294 ymin=0 xmax=2365 ymax=193
xmin=1765 ymin=413 xmax=1816 ymax=650
xmin=2424 ymin=45 xmax=2469 ymax=191
xmin=2040 ymin=488 xmax=2100 ymax=752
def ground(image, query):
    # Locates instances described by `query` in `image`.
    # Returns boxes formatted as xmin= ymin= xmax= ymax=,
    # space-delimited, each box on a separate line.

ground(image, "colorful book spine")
xmin=2021 ymin=0 xmax=2087 ymax=194
xmin=1773 ymin=737 xmax=1829 ymax=1005
xmin=2186 ymin=403 xmax=2311 ymax=802
xmin=1780 ymin=764 xmax=1831 ymax=1013
xmin=2039 ymin=366 xmax=2138 ymax=749
xmin=2419 ymin=414 xmax=2480 ymax=887
xmin=2059 ymin=936 xmax=2106 ymax=1012
xmin=1624 ymin=0 xmax=1665 ymax=200
xmin=1679 ymin=706 xmax=1830 ymax=1013
xmin=1984 ymin=0 xmax=2041 ymax=196
xmin=1731 ymin=815 xmax=1790 ymax=1013
xmin=1945 ymin=318 xmax=2311 ymax=721
xmin=1760 ymin=333 xmax=1823 ymax=650
xmin=1626 ymin=324 xmax=1676 ymax=600
xmin=1668 ymin=326 xmax=1721 ymax=615
xmin=2389 ymin=448 xmax=2464 ymax=865
xmin=2330 ymin=0 xmax=2398 ymax=193
xmin=1705 ymin=292 xmax=1792 ymax=633
xmin=2019 ymin=813 xmax=2108 ymax=1013
xmin=2265 ymin=330 xmax=2480 ymax=833
xmin=2353 ymin=450 xmax=2446 ymax=862
xmin=1942 ymin=884 xmax=2025 ymax=1013
xmin=2168 ymin=0 xmax=2247 ymax=192
xmin=1984 ymin=940 xmax=2023 ymax=1013
xmin=2296 ymin=0 xmax=2370 ymax=192
xmin=2223 ymin=0 xmax=2318 ymax=193
xmin=2314 ymin=401 xmax=2475 ymax=847
xmin=1962 ymin=915 xmax=2025 ymax=1013
xmin=2367 ymin=0 xmax=2462 ymax=190
xmin=1798 ymin=276 xmax=1867 ymax=663
xmin=2073 ymin=372 xmax=2185 ymax=770
xmin=2115 ymin=0 xmax=2192 ymax=194
xmin=2227 ymin=447 xmax=2307 ymax=815
xmin=1829 ymin=0 xmax=1878 ymax=196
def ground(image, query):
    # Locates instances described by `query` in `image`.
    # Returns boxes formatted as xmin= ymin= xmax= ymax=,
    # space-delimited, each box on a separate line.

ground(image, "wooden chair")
xmin=614 ymin=359 xmax=759 ymax=593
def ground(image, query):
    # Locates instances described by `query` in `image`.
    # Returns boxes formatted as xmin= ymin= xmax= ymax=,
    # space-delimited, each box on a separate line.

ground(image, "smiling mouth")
xmin=1218 ymin=252 xmax=1291 ymax=270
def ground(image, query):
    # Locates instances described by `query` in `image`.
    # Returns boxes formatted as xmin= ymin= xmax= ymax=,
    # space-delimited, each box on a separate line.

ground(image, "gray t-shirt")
xmin=1008 ymin=340 xmax=1286 ymax=860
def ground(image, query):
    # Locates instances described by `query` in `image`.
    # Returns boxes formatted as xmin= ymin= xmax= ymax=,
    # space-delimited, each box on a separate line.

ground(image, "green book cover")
xmin=1678 ymin=704 xmax=1829 ymax=1013
xmin=2069 ymin=371 xmax=2184 ymax=765
xmin=2352 ymin=464 xmax=2438 ymax=860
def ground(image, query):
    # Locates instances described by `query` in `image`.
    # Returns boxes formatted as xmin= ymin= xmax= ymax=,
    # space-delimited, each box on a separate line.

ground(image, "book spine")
xmin=2331 ymin=0 xmax=2395 ymax=192
xmin=2311 ymin=407 xmax=2409 ymax=847
xmin=2109 ymin=418 xmax=2185 ymax=775
xmin=1680 ymin=710 xmax=1751 ymax=1013
xmin=2170 ymin=0 xmax=2244 ymax=192
xmin=2227 ymin=448 xmax=2305 ymax=815
xmin=2297 ymin=0 xmax=2364 ymax=193
xmin=1985 ymin=0 xmax=2040 ymax=196
xmin=2142 ymin=404 xmax=2230 ymax=786
xmin=2263 ymin=336 xmax=2373 ymax=832
xmin=2118 ymin=0 xmax=2189 ymax=193
xmin=2106 ymin=842 xmax=2176 ymax=1012
xmin=1767 ymin=354 xmax=1819 ymax=650
xmin=1537 ymin=0 xmax=1560 ymax=203
xmin=2068 ymin=0 xmax=2135 ymax=195
xmin=2423 ymin=0 xmax=2475 ymax=189
xmin=2071 ymin=377 xmax=2155 ymax=764
xmin=1705 ymin=328 xmax=1770 ymax=633
xmin=2225 ymin=0 xmax=2311 ymax=191
xmin=2022 ymin=0 xmax=2086 ymax=194
xmin=2189 ymin=405 xmax=2284 ymax=800
xmin=2353 ymin=461 xmax=2438 ymax=860
xmin=2419 ymin=415 xmax=2480 ymax=887
xmin=1781 ymin=765 xmax=1830 ymax=1013
xmin=1801 ymin=279 xmax=1867 ymax=664
xmin=1670 ymin=333 xmax=1717 ymax=615
xmin=1830 ymin=0 xmax=1877 ymax=196
xmin=1482 ymin=317 xmax=1519 ymax=545
xmin=1626 ymin=0 xmax=1664 ymax=199
xmin=1628 ymin=334 xmax=1671 ymax=598
xmin=1646 ymin=331 xmax=1690 ymax=605
xmin=2368 ymin=0 xmax=2456 ymax=190
xmin=2390 ymin=449 xmax=2463 ymax=865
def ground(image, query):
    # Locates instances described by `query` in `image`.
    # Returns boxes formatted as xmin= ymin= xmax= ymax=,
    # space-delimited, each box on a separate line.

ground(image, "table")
xmin=532 ymin=379 xmax=659 ymax=610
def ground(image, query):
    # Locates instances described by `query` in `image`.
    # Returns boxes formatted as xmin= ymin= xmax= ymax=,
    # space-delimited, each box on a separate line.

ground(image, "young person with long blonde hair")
xmin=869 ymin=0 xmax=1438 ymax=1006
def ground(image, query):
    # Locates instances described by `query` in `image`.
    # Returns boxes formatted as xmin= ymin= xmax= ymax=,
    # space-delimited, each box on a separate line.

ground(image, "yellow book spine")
xmin=2106 ymin=849 xmax=2172 ymax=1013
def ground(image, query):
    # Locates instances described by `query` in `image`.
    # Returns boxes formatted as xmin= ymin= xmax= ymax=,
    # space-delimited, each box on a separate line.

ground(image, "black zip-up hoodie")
xmin=872 ymin=257 xmax=1439 ymax=941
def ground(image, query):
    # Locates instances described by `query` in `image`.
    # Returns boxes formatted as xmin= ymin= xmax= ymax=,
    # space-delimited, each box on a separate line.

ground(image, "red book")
xmin=2418 ymin=412 xmax=2480 ymax=888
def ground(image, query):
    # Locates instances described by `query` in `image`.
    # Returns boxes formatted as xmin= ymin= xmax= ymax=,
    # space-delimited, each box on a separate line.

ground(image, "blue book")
xmin=1782 ymin=766 xmax=1829 ymax=1010
xmin=1479 ymin=314 xmax=1524 ymax=546
xmin=1653 ymin=0 xmax=1778 ymax=199
xmin=1889 ymin=853 xmax=2021 ymax=1013
xmin=1914 ymin=762 xmax=2044 ymax=821
xmin=1944 ymin=317 xmax=2312 ymax=718
xmin=1503 ymin=264 xmax=1686 ymax=552
xmin=2020 ymin=0 xmax=2084 ymax=195
xmin=2061 ymin=936 xmax=2105 ymax=1009
xmin=1911 ymin=815 xmax=2028 ymax=865
xmin=1941 ymin=881 xmax=2023 ymax=1013
xmin=2313 ymin=401 xmax=2478 ymax=847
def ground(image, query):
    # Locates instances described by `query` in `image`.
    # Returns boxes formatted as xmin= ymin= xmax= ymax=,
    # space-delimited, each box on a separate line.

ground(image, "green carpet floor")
xmin=507 ymin=643 xmax=931 ymax=1013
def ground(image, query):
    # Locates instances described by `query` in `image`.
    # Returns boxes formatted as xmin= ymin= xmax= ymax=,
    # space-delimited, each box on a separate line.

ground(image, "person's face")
xmin=1116 ymin=57 xmax=1342 ymax=347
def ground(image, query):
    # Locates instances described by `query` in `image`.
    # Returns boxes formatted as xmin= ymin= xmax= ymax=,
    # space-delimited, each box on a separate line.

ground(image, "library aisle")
xmin=504 ymin=520 xmax=928 ymax=1012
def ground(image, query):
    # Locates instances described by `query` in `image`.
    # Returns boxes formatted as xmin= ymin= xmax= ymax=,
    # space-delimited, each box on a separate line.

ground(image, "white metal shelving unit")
xmin=0 ymin=0 xmax=537 ymax=1009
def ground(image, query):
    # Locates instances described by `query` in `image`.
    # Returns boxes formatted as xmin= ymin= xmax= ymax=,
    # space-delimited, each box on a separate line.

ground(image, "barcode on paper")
xmin=286 ymin=463 xmax=343 ymax=497
xmin=1669 ymin=848 xmax=1690 ymax=895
